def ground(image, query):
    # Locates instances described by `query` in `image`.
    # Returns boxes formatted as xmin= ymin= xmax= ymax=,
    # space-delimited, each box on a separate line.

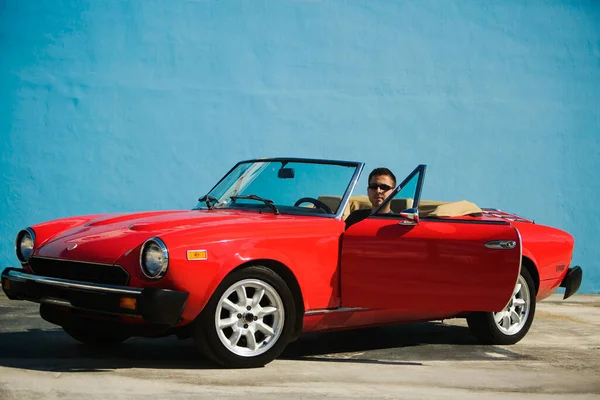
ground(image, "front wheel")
xmin=192 ymin=266 xmax=296 ymax=368
xmin=467 ymin=268 xmax=536 ymax=345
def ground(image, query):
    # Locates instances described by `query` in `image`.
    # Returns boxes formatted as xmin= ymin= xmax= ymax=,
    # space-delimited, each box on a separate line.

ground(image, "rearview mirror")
xmin=277 ymin=168 xmax=295 ymax=179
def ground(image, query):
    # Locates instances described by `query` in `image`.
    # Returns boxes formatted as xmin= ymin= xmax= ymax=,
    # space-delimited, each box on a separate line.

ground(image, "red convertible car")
xmin=2 ymin=158 xmax=582 ymax=368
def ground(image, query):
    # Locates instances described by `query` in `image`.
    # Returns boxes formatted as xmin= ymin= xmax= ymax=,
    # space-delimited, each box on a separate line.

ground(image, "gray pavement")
xmin=0 ymin=293 xmax=599 ymax=399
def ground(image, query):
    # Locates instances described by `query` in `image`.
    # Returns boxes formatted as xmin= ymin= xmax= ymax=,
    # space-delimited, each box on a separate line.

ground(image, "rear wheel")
xmin=192 ymin=266 xmax=296 ymax=368
xmin=467 ymin=268 xmax=536 ymax=345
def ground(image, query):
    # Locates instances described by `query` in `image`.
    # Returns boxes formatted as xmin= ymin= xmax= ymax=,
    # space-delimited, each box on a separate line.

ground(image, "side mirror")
xmin=399 ymin=208 xmax=419 ymax=225
xmin=277 ymin=168 xmax=295 ymax=179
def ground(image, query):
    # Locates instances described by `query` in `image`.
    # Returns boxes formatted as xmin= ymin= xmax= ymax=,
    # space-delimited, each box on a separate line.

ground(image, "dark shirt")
xmin=344 ymin=208 xmax=372 ymax=229
xmin=345 ymin=208 xmax=396 ymax=229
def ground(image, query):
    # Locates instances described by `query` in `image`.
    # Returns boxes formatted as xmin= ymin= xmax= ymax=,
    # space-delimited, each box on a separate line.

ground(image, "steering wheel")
xmin=294 ymin=197 xmax=334 ymax=214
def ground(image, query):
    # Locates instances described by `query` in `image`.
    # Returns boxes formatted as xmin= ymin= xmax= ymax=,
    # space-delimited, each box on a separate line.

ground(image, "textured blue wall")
xmin=1 ymin=1 xmax=599 ymax=293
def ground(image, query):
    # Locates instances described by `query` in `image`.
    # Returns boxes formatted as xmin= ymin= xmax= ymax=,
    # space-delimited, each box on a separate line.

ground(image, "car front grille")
xmin=28 ymin=257 xmax=130 ymax=286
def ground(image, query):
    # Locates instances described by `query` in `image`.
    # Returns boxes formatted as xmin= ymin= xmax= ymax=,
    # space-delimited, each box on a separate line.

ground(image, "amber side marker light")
xmin=120 ymin=297 xmax=137 ymax=310
xmin=2 ymin=279 xmax=10 ymax=291
xmin=187 ymin=250 xmax=208 ymax=261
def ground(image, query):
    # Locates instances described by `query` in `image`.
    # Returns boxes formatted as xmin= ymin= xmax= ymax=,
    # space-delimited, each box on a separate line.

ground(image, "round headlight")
xmin=140 ymin=237 xmax=168 ymax=279
xmin=15 ymin=228 xmax=35 ymax=263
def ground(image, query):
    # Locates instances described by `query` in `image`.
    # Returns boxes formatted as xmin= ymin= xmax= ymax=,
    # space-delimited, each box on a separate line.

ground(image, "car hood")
xmin=33 ymin=210 xmax=305 ymax=265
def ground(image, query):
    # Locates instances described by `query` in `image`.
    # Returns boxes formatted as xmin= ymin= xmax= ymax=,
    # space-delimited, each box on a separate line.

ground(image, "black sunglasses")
xmin=368 ymin=183 xmax=394 ymax=191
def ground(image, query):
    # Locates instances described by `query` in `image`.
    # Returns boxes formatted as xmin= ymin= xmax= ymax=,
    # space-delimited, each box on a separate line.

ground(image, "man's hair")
xmin=368 ymin=167 xmax=396 ymax=186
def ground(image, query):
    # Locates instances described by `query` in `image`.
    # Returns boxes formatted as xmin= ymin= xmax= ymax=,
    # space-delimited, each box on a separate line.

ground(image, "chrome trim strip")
xmin=29 ymin=256 xmax=113 ymax=267
xmin=420 ymin=218 xmax=509 ymax=225
xmin=398 ymin=219 xmax=417 ymax=226
xmin=39 ymin=297 xmax=73 ymax=307
xmin=496 ymin=227 xmax=524 ymax=312
xmin=517 ymin=227 xmax=523 ymax=275
xmin=412 ymin=165 xmax=427 ymax=207
xmin=484 ymin=240 xmax=517 ymax=250
xmin=200 ymin=158 xmax=363 ymax=212
xmin=335 ymin=162 xmax=366 ymax=219
xmin=305 ymin=307 xmax=369 ymax=316
xmin=238 ymin=157 xmax=361 ymax=167
xmin=3 ymin=270 xmax=142 ymax=296
xmin=186 ymin=249 xmax=208 ymax=261
xmin=499 ymin=226 xmax=524 ymax=312
xmin=15 ymin=228 xmax=36 ymax=265
xmin=373 ymin=164 xmax=427 ymax=215
xmin=140 ymin=237 xmax=169 ymax=279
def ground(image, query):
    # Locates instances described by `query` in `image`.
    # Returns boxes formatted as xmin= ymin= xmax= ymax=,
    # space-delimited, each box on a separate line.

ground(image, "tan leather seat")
xmin=318 ymin=195 xmax=414 ymax=219
xmin=317 ymin=195 xmax=370 ymax=219
xmin=318 ymin=195 xmax=482 ymax=219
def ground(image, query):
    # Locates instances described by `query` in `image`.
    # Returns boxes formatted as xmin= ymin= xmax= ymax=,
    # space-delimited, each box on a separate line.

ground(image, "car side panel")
xmin=152 ymin=218 xmax=346 ymax=324
xmin=515 ymin=222 xmax=575 ymax=301
xmin=341 ymin=218 xmax=522 ymax=313
xmin=30 ymin=212 xmax=346 ymax=327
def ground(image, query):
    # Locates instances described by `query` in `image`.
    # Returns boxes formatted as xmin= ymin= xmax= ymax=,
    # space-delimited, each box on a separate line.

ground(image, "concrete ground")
xmin=0 ymin=293 xmax=598 ymax=399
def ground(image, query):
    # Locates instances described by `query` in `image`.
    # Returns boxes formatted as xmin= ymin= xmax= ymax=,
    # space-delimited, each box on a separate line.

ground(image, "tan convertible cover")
xmin=427 ymin=200 xmax=483 ymax=217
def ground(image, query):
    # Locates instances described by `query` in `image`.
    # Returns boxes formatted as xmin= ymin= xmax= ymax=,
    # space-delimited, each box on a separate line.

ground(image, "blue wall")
xmin=1 ymin=1 xmax=599 ymax=293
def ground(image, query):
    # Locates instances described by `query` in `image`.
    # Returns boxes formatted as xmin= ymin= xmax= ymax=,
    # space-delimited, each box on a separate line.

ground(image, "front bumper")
xmin=1 ymin=267 xmax=189 ymax=326
xmin=560 ymin=266 xmax=583 ymax=300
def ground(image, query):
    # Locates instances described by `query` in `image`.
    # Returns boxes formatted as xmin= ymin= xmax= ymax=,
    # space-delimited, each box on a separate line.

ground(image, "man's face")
xmin=368 ymin=174 xmax=395 ymax=209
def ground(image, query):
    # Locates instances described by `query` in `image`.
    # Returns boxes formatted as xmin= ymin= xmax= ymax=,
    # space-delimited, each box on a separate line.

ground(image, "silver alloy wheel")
xmin=214 ymin=278 xmax=285 ymax=357
xmin=493 ymin=274 xmax=531 ymax=335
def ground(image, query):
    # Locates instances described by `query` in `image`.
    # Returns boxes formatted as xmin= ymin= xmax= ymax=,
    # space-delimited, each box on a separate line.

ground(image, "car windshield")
xmin=195 ymin=159 xmax=361 ymax=216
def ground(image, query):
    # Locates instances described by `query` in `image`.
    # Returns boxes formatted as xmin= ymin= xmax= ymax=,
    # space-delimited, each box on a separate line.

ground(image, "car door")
xmin=340 ymin=165 xmax=521 ymax=313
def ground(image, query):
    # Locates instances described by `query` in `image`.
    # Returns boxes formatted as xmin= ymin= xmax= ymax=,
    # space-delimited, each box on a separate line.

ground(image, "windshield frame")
xmin=199 ymin=157 xmax=365 ymax=219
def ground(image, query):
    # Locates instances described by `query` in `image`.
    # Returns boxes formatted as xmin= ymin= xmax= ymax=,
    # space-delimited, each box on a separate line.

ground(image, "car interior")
xmin=316 ymin=195 xmax=484 ymax=220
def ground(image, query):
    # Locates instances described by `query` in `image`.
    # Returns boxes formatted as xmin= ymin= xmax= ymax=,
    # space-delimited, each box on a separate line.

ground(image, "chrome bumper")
xmin=1 ymin=268 xmax=189 ymax=326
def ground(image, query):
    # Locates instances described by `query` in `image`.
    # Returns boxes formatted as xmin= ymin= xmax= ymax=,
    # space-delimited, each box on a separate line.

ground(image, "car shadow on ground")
xmin=0 ymin=327 xmax=214 ymax=372
xmin=0 ymin=322 xmax=528 ymax=372
xmin=282 ymin=321 xmax=527 ymax=365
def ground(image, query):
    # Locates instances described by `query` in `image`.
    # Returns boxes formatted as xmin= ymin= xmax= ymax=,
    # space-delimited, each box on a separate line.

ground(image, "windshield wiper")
xmin=198 ymin=194 xmax=218 ymax=210
xmin=230 ymin=194 xmax=280 ymax=215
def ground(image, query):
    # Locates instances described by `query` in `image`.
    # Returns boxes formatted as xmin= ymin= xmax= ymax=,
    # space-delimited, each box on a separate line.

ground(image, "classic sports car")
xmin=2 ymin=158 xmax=582 ymax=368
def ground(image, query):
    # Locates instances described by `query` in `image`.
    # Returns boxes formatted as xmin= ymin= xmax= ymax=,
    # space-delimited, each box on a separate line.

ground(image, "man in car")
xmin=345 ymin=167 xmax=396 ymax=229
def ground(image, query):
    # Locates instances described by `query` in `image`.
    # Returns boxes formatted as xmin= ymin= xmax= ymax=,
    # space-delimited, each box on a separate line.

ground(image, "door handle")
xmin=484 ymin=240 xmax=517 ymax=250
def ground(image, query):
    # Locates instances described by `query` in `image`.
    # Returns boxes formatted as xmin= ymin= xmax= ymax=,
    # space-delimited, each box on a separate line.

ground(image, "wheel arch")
xmin=521 ymin=256 xmax=540 ymax=295
xmin=231 ymin=258 xmax=305 ymax=341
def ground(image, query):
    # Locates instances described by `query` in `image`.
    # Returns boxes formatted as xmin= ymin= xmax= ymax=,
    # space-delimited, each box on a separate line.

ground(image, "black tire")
xmin=467 ymin=268 xmax=536 ymax=345
xmin=63 ymin=326 xmax=130 ymax=346
xmin=191 ymin=265 xmax=296 ymax=368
